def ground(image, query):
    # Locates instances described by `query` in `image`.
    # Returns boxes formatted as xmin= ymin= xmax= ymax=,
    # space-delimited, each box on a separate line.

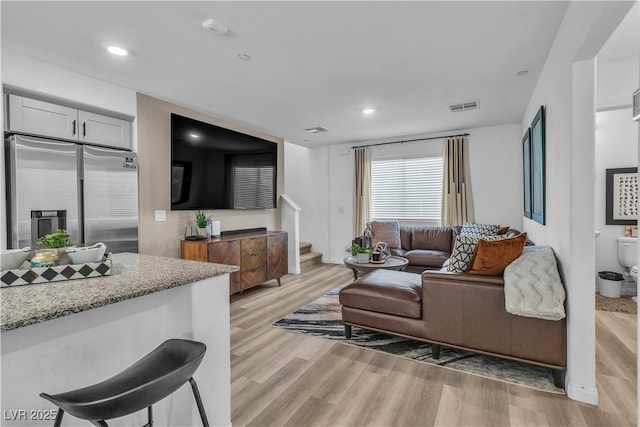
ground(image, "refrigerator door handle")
xmin=79 ymin=178 xmax=85 ymax=245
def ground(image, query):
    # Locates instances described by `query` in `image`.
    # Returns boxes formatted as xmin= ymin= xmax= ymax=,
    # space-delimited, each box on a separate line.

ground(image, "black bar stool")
xmin=40 ymin=339 xmax=209 ymax=427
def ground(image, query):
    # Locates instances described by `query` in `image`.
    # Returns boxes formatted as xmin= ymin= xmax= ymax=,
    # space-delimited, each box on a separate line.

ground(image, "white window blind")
xmin=371 ymin=156 xmax=443 ymax=221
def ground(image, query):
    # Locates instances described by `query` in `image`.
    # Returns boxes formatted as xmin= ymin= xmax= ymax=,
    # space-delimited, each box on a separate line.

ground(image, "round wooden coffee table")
xmin=343 ymin=255 xmax=409 ymax=279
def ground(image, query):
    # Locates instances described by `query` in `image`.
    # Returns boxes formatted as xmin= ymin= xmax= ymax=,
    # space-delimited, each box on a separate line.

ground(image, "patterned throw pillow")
xmin=460 ymin=222 xmax=500 ymax=238
xmin=367 ymin=220 xmax=401 ymax=249
xmin=447 ymin=234 xmax=505 ymax=273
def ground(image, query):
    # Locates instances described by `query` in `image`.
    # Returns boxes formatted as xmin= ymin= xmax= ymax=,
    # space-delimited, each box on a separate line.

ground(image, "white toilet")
xmin=616 ymin=236 xmax=638 ymax=296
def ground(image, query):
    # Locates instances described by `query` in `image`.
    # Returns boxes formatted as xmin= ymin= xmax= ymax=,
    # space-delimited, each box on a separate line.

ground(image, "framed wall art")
xmin=530 ymin=106 xmax=545 ymax=225
xmin=522 ymin=128 xmax=532 ymax=219
xmin=606 ymin=167 xmax=638 ymax=225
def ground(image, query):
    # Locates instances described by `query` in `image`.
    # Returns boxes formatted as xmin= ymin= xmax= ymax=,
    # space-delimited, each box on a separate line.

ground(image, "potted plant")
xmin=194 ymin=210 xmax=210 ymax=236
xmin=37 ymin=229 xmax=74 ymax=265
xmin=349 ymin=242 xmax=370 ymax=264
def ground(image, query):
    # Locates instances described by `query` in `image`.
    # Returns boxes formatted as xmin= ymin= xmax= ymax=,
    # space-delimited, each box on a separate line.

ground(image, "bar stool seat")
xmin=40 ymin=339 xmax=209 ymax=427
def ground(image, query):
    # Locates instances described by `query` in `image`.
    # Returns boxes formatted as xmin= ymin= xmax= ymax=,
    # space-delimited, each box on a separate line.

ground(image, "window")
xmin=370 ymin=156 xmax=443 ymax=222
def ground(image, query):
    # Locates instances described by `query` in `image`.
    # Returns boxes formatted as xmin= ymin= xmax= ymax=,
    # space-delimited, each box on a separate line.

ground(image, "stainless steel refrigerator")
xmin=5 ymin=134 xmax=138 ymax=253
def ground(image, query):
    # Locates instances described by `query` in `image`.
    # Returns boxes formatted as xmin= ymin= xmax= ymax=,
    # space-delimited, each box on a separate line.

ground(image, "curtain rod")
xmin=351 ymin=132 xmax=470 ymax=150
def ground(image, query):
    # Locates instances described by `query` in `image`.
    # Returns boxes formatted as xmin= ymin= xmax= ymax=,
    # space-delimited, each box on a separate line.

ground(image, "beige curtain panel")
xmin=354 ymin=147 xmax=371 ymax=235
xmin=442 ymin=136 xmax=475 ymax=226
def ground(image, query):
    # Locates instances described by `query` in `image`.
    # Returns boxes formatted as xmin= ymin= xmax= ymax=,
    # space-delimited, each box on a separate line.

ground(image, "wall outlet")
xmin=154 ymin=210 xmax=166 ymax=222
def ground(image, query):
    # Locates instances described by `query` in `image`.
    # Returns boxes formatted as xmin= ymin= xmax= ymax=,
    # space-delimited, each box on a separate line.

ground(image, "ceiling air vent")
xmin=449 ymin=100 xmax=479 ymax=113
xmin=305 ymin=126 xmax=328 ymax=133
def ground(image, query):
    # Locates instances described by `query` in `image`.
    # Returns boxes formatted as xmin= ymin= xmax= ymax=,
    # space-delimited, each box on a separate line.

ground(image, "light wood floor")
xmin=230 ymin=263 xmax=637 ymax=426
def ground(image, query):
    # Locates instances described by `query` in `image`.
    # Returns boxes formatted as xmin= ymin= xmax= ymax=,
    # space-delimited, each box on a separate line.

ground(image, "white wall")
xmin=288 ymin=123 xmax=523 ymax=264
xmin=284 ymin=142 xmax=319 ymax=249
xmin=2 ymin=50 xmax=136 ymax=118
xmin=594 ymin=109 xmax=638 ymax=279
xmin=594 ymin=39 xmax=640 ymax=288
xmin=597 ymin=57 xmax=639 ymax=110
xmin=520 ymin=0 xmax=635 ymax=404
xmin=468 ymin=124 xmax=523 ymax=230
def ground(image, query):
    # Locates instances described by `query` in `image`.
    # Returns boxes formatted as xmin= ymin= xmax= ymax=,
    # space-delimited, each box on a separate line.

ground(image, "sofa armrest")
xmin=422 ymin=270 xmax=504 ymax=285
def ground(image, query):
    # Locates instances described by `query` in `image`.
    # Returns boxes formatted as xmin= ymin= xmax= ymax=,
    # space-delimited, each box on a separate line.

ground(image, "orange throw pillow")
xmin=469 ymin=232 xmax=527 ymax=276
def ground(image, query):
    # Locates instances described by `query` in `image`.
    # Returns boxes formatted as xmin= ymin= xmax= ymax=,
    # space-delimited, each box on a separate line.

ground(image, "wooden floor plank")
xmin=230 ymin=263 xmax=638 ymax=426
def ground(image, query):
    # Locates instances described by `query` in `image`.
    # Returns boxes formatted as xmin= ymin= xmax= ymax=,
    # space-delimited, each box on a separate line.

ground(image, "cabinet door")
xmin=7 ymin=94 xmax=78 ymax=140
xmin=78 ymin=110 xmax=132 ymax=150
xmin=209 ymin=240 xmax=242 ymax=295
xmin=181 ymin=240 xmax=208 ymax=262
xmin=267 ymin=232 xmax=288 ymax=280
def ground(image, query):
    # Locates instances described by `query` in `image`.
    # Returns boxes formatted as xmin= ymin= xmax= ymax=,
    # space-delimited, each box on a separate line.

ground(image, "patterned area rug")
xmin=596 ymin=293 xmax=637 ymax=314
xmin=273 ymin=287 xmax=565 ymax=395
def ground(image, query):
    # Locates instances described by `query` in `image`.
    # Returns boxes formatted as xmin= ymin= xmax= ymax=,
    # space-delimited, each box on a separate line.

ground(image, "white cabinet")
xmin=7 ymin=94 xmax=77 ymax=140
xmin=78 ymin=110 xmax=131 ymax=150
xmin=6 ymin=94 xmax=132 ymax=150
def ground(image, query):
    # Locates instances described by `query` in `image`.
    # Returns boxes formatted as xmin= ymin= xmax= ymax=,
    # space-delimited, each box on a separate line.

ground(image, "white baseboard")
xmin=566 ymin=381 xmax=599 ymax=405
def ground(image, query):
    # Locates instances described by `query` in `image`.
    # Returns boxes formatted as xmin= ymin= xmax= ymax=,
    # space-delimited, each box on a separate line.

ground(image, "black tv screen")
xmin=171 ymin=113 xmax=277 ymax=210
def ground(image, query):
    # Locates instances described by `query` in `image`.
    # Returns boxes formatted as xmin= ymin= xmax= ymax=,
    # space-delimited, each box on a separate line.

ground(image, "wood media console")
xmin=181 ymin=230 xmax=288 ymax=295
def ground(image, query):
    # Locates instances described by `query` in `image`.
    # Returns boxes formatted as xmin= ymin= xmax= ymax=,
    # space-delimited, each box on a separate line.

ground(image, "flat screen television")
xmin=171 ymin=113 xmax=277 ymax=210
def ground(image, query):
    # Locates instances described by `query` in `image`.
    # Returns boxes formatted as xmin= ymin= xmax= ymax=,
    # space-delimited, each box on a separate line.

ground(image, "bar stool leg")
xmin=188 ymin=377 xmax=209 ymax=427
xmin=53 ymin=409 xmax=64 ymax=427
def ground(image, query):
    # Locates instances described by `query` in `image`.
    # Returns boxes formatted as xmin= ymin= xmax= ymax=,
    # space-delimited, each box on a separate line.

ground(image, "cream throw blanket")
xmin=503 ymin=246 xmax=566 ymax=321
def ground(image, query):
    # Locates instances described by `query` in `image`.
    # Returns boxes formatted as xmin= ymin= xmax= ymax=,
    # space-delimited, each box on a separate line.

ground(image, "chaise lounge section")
xmin=339 ymin=268 xmax=566 ymax=387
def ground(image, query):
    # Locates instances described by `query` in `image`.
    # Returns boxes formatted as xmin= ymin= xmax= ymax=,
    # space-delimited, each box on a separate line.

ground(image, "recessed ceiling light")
xmin=202 ymin=18 xmax=229 ymax=36
xmin=305 ymin=127 xmax=328 ymax=134
xmin=237 ymin=53 xmax=252 ymax=61
xmin=362 ymin=108 xmax=376 ymax=115
xmin=190 ymin=133 xmax=200 ymax=138
xmin=106 ymin=45 xmax=128 ymax=56
xmin=516 ymin=70 xmax=529 ymax=76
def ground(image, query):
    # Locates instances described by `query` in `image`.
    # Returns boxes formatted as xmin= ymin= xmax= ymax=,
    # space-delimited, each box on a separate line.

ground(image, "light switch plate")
xmin=154 ymin=210 xmax=166 ymax=222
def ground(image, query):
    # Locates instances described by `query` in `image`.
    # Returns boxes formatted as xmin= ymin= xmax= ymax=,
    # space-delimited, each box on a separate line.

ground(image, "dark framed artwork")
xmin=606 ymin=167 xmax=638 ymax=225
xmin=530 ymin=106 xmax=545 ymax=225
xmin=522 ymin=128 xmax=532 ymax=219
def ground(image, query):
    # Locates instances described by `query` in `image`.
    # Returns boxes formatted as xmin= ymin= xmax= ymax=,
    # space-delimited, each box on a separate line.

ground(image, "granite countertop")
xmin=0 ymin=253 xmax=239 ymax=332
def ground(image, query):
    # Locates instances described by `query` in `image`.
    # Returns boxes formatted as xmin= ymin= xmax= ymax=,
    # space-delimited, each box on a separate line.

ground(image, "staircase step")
xmin=299 ymin=242 xmax=312 ymax=255
xmin=300 ymin=251 xmax=322 ymax=271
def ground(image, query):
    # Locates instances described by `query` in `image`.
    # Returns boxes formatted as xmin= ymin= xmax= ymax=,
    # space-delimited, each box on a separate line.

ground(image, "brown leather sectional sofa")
xmin=339 ymin=267 xmax=566 ymax=388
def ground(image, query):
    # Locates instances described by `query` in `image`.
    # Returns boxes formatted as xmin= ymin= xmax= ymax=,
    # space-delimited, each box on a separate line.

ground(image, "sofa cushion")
xmin=410 ymin=227 xmax=453 ymax=252
xmin=404 ymin=249 xmax=450 ymax=268
xmin=368 ymin=220 xmax=401 ymax=249
xmin=339 ymin=270 xmax=422 ymax=319
xmin=399 ymin=226 xmax=412 ymax=250
xmin=390 ymin=247 xmax=408 ymax=257
xmin=448 ymin=234 xmax=505 ymax=273
xmin=460 ymin=222 xmax=499 ymax=238
xmin=469 ymin=233 xmax=527 ymax=275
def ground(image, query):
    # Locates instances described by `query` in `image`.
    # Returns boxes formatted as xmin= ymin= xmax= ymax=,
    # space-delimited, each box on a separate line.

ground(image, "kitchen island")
xmin=1 ymin=253 xmax=237 ymax=426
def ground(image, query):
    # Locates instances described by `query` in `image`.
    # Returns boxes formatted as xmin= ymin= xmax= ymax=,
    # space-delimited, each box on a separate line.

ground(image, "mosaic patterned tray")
xmin=1 ymin=253 xmax=112 ymax=287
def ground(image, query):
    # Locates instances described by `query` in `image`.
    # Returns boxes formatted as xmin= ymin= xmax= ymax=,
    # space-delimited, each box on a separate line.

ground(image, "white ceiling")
xmin=0 ymin=1 xmax=603 ymax=148
xmin=598 ymin=1 xmax=639 ymax=63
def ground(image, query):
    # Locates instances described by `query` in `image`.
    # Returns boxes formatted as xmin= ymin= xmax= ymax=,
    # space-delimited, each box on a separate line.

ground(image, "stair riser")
xmin=300 ymin=253 xmax=322 ymax=270
xmin=299 ymin=244 xmax=312 ymax=256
